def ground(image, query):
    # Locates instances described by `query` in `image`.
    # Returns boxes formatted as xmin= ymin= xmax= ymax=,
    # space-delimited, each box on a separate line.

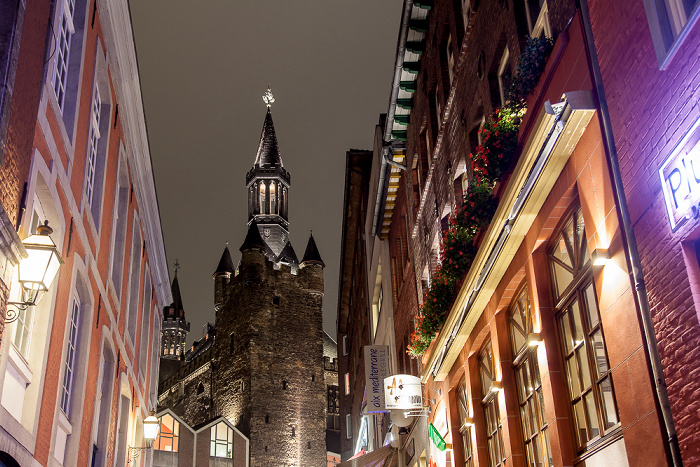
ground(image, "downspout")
xmin=371 ymin=0 xmax=413 ymax=237
xmin=577 ymin=2 xmax=682 ymax=465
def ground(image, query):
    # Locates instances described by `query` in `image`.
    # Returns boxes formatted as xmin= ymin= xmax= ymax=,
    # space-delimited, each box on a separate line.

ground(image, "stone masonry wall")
xmin=215 ymin=248 xmax=326 ymax=467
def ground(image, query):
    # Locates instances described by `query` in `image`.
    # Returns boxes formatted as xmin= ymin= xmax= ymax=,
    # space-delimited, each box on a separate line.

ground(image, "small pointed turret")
xmin=240 ymin=221 xmax=266 ymax=252
xmin=301 ymin=232 xmax=325 ymax=267
xmin=213 ymin=244 xmax=235 ymax=278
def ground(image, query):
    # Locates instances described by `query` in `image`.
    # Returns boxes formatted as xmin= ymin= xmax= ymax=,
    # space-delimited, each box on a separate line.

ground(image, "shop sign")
xmin=384 ymin=374 xmax=422 ymax=410
xmin=364 ymin=345 xmax=390 ymax=412
xmin=660 ymin=119 xmax=700 ymax=230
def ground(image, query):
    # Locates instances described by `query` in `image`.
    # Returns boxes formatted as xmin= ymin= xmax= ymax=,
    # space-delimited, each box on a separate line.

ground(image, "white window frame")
xmin=498 ymin=49 xmax=511 ymax=106
xmin=60 ymin=298 xmax=80 ymax=416
xmin=52 ymin=0 xmax=76 ymax=111
xmin=643 ymin=0 xmax=700 ymax=67
xmin=85 ymin=84 xmax=102 ymax=207
xmin=210 ymin=422 xmax=234 ymax=458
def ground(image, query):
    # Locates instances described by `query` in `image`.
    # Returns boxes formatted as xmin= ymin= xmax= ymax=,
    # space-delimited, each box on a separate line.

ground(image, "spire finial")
xmin=174 ymin=258 xmax=180 ymax=274
xmin=263 ymin=85 xmax=275 ymax=108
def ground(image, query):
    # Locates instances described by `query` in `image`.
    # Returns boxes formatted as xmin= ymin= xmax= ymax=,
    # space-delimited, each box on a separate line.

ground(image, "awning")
xmin=339 ymin=446 xmax=397 ymax=467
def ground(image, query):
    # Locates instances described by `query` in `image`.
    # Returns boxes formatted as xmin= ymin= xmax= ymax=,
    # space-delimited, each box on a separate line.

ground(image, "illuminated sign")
xmin=660 ymin=118 xmax=700 ymax=230
xmin=364 ymin=345 xmax=390 ymax=412
xmin=384 ymin=375 xmax=422 ymax=410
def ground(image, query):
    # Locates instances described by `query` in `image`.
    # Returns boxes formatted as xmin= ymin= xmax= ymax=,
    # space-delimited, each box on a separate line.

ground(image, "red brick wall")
xmin=587 ymin=0 xmax=700 ymax=463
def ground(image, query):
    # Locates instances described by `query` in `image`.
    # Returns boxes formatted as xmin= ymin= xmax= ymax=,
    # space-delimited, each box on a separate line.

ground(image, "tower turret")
xmin=159 ymin=263 xmax=191 ymax=384
xmin=245 ymin=87 xmax=291 ymax=259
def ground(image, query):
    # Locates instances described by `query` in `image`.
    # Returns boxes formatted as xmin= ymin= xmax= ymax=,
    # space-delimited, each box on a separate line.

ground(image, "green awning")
xmin=428 ymin=423 xmax=446 ymax=451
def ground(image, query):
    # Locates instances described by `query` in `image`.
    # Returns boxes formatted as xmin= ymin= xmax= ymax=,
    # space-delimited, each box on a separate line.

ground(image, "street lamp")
xmin=6 ymin=221 xmax=62 ymax=323
xmin=128 ymin=413 xmax=160 ymax=465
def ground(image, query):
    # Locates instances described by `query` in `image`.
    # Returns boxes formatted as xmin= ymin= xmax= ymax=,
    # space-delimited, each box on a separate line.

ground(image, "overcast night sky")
xmin=129 ymin=2 xmax=401 ymax=344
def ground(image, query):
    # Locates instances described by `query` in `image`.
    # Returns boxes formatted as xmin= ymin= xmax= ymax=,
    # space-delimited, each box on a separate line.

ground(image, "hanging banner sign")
xmin=384 ymin=374 xmax=422 ymax=410
xmin=659 ymin=119 xmax=700 ymax=230
xmin=364 ymin=345 xmax=390 ymax=412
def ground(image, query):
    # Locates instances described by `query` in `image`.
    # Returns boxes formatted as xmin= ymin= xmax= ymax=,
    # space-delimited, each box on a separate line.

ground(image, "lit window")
xmin=549 ymin=209 xmax=619 ymax=449
xmin=644 ymin=0 xmax=699 ymax=66
xmin=60 ymin=299 xmax=80 ymax=416
xmin=480 ymin=343 xmax=505 ymax=467
xmin=270 ymin=182 xmax=277 ymax=214
xmin=259 ymin=183 xmax=267 ymax=215
xmin=509 ymin=288 xmax=553 ymax=467
xmin=52 ymin=0 xmax=76 ymax=110
xmin=155 ymin=414 xmax=179 ymax=452
xmin=345 ymin=373 xmax=350 ymax=395
xmin=210 ymin=422 xmax=234 ymax=458
xmin=85 ymin=84 xmax=102 ymax=207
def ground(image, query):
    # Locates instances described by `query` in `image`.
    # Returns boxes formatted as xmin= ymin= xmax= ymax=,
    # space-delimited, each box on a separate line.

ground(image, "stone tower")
xmin=212 ymin=95 xmax=326 ymax=466
xmin=159 ymin=270 xmax=190 ymax=384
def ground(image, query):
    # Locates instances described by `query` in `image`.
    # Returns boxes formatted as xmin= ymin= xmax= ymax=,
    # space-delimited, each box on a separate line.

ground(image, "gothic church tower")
xmin=212 ymin=89 xmax=326 ymax=466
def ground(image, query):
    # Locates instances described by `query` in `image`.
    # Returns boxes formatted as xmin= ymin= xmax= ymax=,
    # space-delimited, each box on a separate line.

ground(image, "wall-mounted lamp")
xmin=6 ymin=221 xmax=62 ymax=323
xmin=461 ymin=417 xmax=475 ymax=428
xmin=490 ymin=381 xmax=503 ymax=393
xmin=127 ymin=413 xmax=159 ymax=465
xmin=527 ymin=332 xmax=543 ymax=346
xmin=591 ymin=248 xmax=609 ymax=266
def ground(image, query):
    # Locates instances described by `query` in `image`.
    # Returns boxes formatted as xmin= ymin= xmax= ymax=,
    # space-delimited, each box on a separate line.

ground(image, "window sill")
xmin=8 ymin=344 xmax=32 ymax=385
xmin=573 ymin=424 xmax=623 ymax=463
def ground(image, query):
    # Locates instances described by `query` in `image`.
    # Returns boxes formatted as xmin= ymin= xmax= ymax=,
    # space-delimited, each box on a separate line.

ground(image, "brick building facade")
xmin=339 ymin=0 xmax=698 ymax=466
xmin=0 ymin=0 xmax=170 ymax=466
xmin=157 ymin=105 xmax=329 ymax=467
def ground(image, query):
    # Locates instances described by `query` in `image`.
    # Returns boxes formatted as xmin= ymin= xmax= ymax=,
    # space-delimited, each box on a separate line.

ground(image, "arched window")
xmin=509 ymin=287 xmax=552 ymax=466
xmin=259 ymin=182 xmax=267 ymax=214
xmin=549 ymin=209 xmax=619 ymax=449
xmin=270 ymin=182 xmax=277 ymax=214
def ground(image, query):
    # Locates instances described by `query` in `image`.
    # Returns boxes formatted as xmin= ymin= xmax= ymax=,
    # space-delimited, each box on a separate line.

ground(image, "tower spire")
xmin=245 ymin=85 xmax=292 ymax=260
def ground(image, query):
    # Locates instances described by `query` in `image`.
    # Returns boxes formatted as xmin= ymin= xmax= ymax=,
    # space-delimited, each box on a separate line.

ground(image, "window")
xmin=480 ymin=343 xmax=505 ymax=467
xmin=125 ymin=219 xmax=142 ymax=341
xmin=372 ymin=285 xmax=383 ymax=338
xmin=497 ymin=49 xmax=512 ymax=106
xmin=60 ymin=299 xmax=80 ymax=416
xmin=155 ymin=413 xmax=179 ymax=452
xmin=210 ymin=422 xmax=234 ymax=458
xmin=270 ymin=182 xmax=277 ymax=214
xmin=549 ymin=209 xmax=619 ymax=449
xmin=342 ymin=335 xmax=349 ymax=356
xmin=52 ymin=0 xmax=75 ymax=110
xmin=138 ymin=268 xmax=152 ymax=376
xmin=109 ymin=150 xmax=129 ymax=297
xmin=344 ymin=372 xmax=350 ymax=395
xmin=346 ymin=414 xmax=352 ymax=439
xmin=522 ymin=0 xmax=552 ymax=38
xmin=644 ymin=0 xmax=699 ymax=66
xmin=259 ymin=182 xmax=267 ymax=214
xmin=327 ymin=385 xmax=340 ymax=430
xmin=509 ymin=288 xmax=553 ymax=467
xmin=85 ymin=84 xmax=101 ymax=207
xmin=457 ymin=377 xmax=474 ymax=467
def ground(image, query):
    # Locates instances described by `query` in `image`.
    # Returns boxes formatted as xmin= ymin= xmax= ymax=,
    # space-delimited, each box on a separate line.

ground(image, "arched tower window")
xmin=270 ymin=182 xmax=277 ymax=214
xmin=248 ymin=187 xmax=254 ymax=218
xmin=260 ymin=182 xmax=267 ymax=214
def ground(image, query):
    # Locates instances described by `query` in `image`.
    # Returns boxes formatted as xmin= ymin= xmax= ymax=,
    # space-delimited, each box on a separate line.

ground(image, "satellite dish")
xmin=390 ymin=409 xmax=412 ymax=427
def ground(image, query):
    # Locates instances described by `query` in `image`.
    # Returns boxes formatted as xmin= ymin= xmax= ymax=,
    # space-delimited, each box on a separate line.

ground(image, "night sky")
xmin=130 ymin=1 xmax=401 ymax=344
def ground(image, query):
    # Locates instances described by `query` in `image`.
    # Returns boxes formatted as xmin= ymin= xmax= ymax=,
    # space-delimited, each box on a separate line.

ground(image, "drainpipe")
xmin=577 ymin=1 xmax=682 ymax=465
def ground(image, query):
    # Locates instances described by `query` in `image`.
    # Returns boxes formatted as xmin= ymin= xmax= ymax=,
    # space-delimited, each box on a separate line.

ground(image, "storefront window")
xmin=508 ymin=287 xmax=553 ymax=467
xmin=549 ymin=209 xmax=619 ymax=450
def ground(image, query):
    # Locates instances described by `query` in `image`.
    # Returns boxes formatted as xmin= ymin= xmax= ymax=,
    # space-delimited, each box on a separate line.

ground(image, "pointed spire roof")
xmin=170 ymin=272 xmax=184 ymax=316
xmin=213 ymin=244 xmax=235 ymax=277
xmin=254 ymin=109 xmax=283 ymax=167
xmin=277 ymin=240 xmax=299 ymax=266
xmin=240 ymin=221 xmax=266 ymax=252
xmin=301 ymin=232 xmax=325 ymax=267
